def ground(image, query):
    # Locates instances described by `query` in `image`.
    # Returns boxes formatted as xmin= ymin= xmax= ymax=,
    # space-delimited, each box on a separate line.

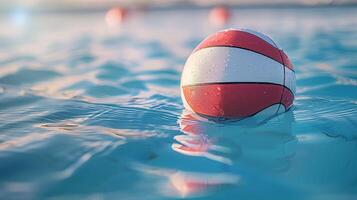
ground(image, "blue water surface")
xmin=0 ymin=7 xmax=356 ymax=200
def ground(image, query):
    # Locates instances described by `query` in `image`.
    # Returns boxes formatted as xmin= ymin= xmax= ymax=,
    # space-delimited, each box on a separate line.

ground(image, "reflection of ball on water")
xmin=180 ymin=29 xmax=296 ymax=119
xmin=209 ymin=6 xmax=231 ymax=25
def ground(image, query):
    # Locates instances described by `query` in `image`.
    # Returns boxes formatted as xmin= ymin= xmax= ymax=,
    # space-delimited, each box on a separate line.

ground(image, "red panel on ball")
xmin=280 ymin=50 xmax=294 ymax=70
xmin=281 ymin=88 xmax=294 ymax=110
xmin=182 ymin=83 xmax=284 ymax=118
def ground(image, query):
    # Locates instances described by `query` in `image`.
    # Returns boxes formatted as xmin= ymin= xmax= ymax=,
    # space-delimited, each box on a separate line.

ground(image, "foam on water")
xmin=0 ymin=7 xmax=356 ymax=200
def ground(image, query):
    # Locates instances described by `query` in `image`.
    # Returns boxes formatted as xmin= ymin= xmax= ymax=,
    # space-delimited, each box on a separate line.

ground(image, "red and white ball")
xmin=181 ymin=29 xmax=296 ymax=119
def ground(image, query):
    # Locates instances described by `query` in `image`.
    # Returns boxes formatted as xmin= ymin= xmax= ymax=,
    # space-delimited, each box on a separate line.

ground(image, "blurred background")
xmin=1 ymin=0 xmax=356 ymax=11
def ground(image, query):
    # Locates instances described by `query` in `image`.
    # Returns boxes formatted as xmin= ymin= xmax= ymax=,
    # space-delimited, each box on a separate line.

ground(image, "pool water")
xmin=0 ymin=7 xmax=356 ymax=200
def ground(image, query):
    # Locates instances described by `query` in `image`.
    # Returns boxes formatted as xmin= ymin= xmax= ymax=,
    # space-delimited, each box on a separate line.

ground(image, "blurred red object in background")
xmin=106 ymin=7 xmax=128 ymax=27
xmin=209 ymin=6 xmax=231 ymax=25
